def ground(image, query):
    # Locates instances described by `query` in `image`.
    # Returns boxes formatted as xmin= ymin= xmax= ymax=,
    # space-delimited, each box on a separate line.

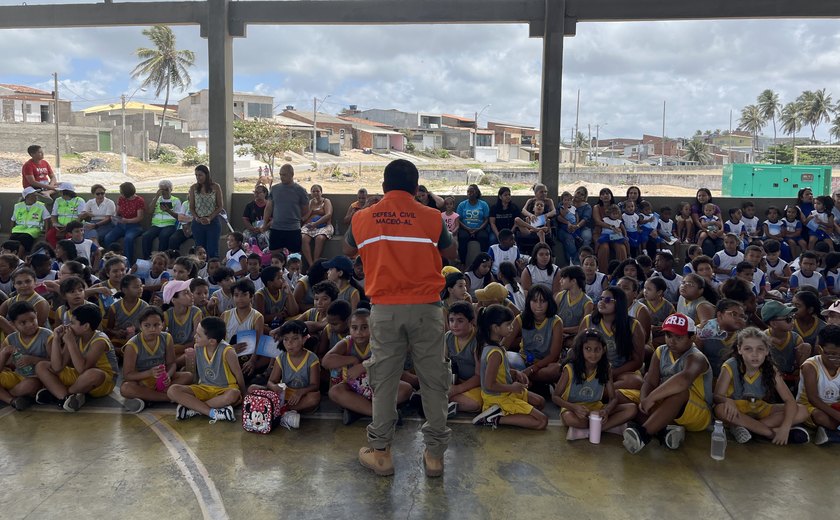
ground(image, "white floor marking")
xmin=138 ymin=413 xmax=229 ymax=520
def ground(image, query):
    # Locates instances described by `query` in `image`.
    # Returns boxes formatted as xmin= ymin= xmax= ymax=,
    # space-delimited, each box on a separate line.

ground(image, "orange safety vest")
xmin=351 ymin=190 xmax=445 ymax=305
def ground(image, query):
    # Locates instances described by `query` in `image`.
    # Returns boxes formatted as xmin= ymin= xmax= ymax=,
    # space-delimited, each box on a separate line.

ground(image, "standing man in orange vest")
xmin=344 ymin=159 xmax=456 ymax=478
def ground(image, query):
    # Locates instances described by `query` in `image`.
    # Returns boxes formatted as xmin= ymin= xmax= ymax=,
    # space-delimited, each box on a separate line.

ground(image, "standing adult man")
xmin=262 ymin=164 xmax=310 ymax=256
xmin=344 ymin=159 xmax=456 ymax=478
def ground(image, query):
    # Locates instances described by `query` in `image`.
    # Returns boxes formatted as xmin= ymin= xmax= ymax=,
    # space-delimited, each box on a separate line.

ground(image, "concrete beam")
xmin=539 ymin=0 xmax=565 ymax=200
xmin=206 ymin=0 xmax=234 ymax=206
xmin=0 ymin=2 xmax=206 ymax=29
xmin=566 ymin=0 xmax=840 ymax=22
xmin=230 ymin=0 xmax=545 ymax=25
xmin=529 ymin=16 xmax=577 ymax=37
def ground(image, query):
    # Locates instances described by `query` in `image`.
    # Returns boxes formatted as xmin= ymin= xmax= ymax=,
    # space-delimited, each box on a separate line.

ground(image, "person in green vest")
xmin=141 ymin=179 xmax=182 ymax=258
xmin=47 ymin=182 xmax=85 ymax=247
xmin=10 ymin=187 xmax=51 ymax=254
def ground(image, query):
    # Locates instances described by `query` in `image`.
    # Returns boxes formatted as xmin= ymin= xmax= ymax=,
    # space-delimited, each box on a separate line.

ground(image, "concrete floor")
xmin=1 ymin=396 xmax=839 ymax=520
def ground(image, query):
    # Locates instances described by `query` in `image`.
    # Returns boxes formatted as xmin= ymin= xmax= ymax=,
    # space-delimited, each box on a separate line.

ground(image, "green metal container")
xmin=722 ymin=164 xmax=832 ymax=197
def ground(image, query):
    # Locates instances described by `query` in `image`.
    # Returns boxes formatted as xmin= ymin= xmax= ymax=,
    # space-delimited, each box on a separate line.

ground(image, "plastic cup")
xmin=589 ymin=413 xmax=602 ymax=444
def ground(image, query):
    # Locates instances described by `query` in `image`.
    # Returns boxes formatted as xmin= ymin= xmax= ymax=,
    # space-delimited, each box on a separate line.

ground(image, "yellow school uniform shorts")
xmin=58 ymin=367 xmax=115 ymax=398
xmin=561 ymin=401 xmax=604 ymax=415
xmin=461 ymin=387 xmax=483 ymax=407
xmin=0 ymin=371 xmax=25 ymax=390
xmin=189 ymin=383 xmax=238 ymax=401
xmin=618 ymin=389 xmax=641 ymax=403
xmin=481 ymin=389 xmax=533 ymax=416
xmin=675 ymin=397 xmax=712 ymax=432
xmin=734 ymin=399 xmax=773 ymax=419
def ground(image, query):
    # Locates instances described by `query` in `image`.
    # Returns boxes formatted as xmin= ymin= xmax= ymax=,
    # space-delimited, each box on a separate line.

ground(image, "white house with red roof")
xmin=0 ymin=83 xmax=72 ymax=123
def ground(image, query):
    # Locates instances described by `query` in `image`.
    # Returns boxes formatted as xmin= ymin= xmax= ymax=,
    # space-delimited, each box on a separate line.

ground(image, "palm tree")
xmin=798 ymin=89 xmax=833 ymax=141
xmin=757 ymin=89 xmax=780 ymax=161
xmin=781 ymin=102 xmax=803 ymax=144
xmin=131 ymin=25 xmax=195 ymax=156
xmin=683 ymin=139 xmax=711 ymax=165
xmin=739 ymin=104 xmax=764 ymax=158
xmin=830 ymin=115 xmax=840 ymax=145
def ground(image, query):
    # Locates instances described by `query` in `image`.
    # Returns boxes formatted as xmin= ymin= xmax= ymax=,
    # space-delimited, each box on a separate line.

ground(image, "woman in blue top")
xmin=456 ymin=184 xmax=491 ymax=264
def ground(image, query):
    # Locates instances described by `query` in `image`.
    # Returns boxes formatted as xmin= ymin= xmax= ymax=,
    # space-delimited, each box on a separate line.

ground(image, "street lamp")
xmin=121 ymin=85 xmax=146 ymax=175
xmin=474 ymin=104 xmax=491 ymax=153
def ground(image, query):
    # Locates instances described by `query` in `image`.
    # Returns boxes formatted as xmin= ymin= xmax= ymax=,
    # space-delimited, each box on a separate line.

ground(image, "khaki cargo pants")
xmin=366 ymin=302 xmax=452 ymax=457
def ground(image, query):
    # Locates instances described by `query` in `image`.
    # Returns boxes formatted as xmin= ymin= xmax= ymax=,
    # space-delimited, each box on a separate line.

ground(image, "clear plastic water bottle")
xmin=711 ymin=420 xmax=727 ymax=460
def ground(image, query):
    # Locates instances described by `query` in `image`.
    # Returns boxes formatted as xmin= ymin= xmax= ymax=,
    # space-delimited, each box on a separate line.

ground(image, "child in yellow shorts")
xmin=120 ymin=306 xmax=194 ymax=413
xmin=167 ymin=316 xmax=245 ymax=423
xmin=34 ymin=303 xmax=117 ymax=412
xmin=472 ymin=304 xmax=547 ymax=430
xmin=0 ymin=302 xmax=51 ymax=410
xmin=623 ymin=313 xmax=713 ymax=454
xmin=714 ymin=327 xmax=810 ymax=445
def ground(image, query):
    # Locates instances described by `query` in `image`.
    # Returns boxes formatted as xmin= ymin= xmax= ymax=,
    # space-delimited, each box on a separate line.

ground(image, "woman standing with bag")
xmin=189 ymin=165 xmax=224 ymax=258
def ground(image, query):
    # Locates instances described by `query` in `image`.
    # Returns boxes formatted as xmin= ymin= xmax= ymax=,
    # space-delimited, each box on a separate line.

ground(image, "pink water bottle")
xmin=589 ymin=413 xmax=602 ymax=444
xmin=154 ymin=364 xmax=168 ymax=392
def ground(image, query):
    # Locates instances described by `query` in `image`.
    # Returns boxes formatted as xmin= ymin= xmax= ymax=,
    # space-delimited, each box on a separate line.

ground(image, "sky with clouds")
xmin=2 ymin=1 xmax=840 ymax=142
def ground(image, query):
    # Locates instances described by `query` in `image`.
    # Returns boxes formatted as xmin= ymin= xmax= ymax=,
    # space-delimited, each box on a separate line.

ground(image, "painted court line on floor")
xmin=138 ymin=413 xmax=230 ymax=520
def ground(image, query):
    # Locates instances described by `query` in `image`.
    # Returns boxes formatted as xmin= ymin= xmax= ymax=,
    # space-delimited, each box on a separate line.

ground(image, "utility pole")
xmin=587 ymin=123 xmax=591 ymax=162
xmin=661 ymin=100 xmax=666 ymax=168
xmin=312 ymin=97 xmax=318 ymax=165
xmin=142 ymin=105 xmax=147 ymax=162
xmin=572 ymin=89 xmax=580 ymax=173
xmin=595 ymin=124 xmax=600 ymax=164
xmin=121 ymin=94 xmax=127 ymax=175
xmin=53 ymin=72 xmax=60 ymax=178
xmin=729 ymin=109 xmax=733 ymax=164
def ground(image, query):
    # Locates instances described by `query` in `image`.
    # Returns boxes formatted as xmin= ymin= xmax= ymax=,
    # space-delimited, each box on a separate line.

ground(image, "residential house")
xmin=280 ymin=109 xmax=354 ymax=154
xmin=0 ymin=83 xmax=71 ymax=123
xmin=711 ymin=131 xmax=753 ymax=148
xmin=441 ymin=114 xmax=476 ymax=129
xmin=641 ymin=134 xmax=679 ymax=157
xmin=488 ymin=121 xmax=540 ymax=147
xmin=178 ymin=89 xmax=274 ymax=134
xmin=357 ymin=108 xmax=444 ymax=151
xmin=337 ymin=115 xmax=405 ymax=152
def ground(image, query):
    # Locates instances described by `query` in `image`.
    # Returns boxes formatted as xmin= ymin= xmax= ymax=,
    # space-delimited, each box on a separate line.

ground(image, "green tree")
xmin=683 ymin=139 xmax=711 ymax=165
xmin=830 ymin=115 xmax=840 ymax=145
xmin=781 ymin=102 xmax=803 ymax=143
xmin=233 ymin=119 xmax=308 ymax=179
xmin=738 ymin=104 xmax=764 ymax=156
xmin=131 ymin=25 xmax=195 ymax=155
xmin=757 ymin=89 xmax=780 ymax=160
xmin=798 ymin=89 xmax=833 ymax=141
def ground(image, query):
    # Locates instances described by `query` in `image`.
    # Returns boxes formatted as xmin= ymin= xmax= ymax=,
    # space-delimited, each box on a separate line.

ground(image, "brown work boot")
xmin=358 ymin=447 xmax=394 ymax=476
xmin=423 ymin=450 xmax=443 ymax=478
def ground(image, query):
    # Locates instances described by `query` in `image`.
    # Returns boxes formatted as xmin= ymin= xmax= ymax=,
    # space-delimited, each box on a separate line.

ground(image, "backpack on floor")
xmin=242 ymin=389 xmax=284 ymax=434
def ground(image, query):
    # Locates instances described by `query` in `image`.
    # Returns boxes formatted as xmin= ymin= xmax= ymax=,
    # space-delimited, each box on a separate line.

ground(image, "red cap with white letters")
xmin=661 ymin=313 xmax=696 ymax=336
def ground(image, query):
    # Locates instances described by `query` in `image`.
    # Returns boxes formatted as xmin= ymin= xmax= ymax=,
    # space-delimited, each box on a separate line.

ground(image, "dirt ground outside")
xmin=0 ymin=150 xmax=722 ymax=198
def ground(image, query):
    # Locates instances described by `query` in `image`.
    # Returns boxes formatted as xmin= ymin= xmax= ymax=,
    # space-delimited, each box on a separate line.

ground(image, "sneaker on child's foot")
xmin=447 ymin=402 xmax=458 ymax=419
xmin=63 ymin=393 xmax=85 ymax=412
xmin=565 ymin=426 xmax=590 ymax=441
xmin=787 ymin=425 xmax=810 ymax=445
xmin=730 ymin=425 xmax=752 ymax=444
xmin=208 ymin=405 xmax=235 ymax=424
xmin=472 ymin=405 xmax=502 ymax=428
xmin=664 ymin=425 xmax=686 ymax=450
xmin=342 ymin=407 xmax=361 ymax=426
xmin=176 ymin=404 xmax=199 ymax=420
xmin=815 ymin=426 xmax=829 ymax=446
xmin=35 ymin=388 xmax=59 ymax=406
xmin=279 ymin=410 xmax=300 ymax=429
xmin=623 ymin=425 xmax=647 ymax=454
xmin=123 ymin=398 xmax=146 ymax=414
xmin=10 ymin=396 xmax=34 ymax=411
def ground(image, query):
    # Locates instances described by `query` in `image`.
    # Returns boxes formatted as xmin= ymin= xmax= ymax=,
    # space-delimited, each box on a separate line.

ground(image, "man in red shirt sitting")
xmin=22 ymin=144 xmax=58 ymax=197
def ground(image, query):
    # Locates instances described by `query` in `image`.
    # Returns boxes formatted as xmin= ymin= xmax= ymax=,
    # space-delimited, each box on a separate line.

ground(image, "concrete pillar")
xmin=206 ymin=0 xmax=234 ymax=206
xmin=538 ymin=0 xmax=566 ymax=200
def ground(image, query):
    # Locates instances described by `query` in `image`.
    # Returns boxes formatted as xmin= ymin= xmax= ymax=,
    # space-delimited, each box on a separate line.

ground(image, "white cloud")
xmin=2 ymin=13 xmax=840 ymax=141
